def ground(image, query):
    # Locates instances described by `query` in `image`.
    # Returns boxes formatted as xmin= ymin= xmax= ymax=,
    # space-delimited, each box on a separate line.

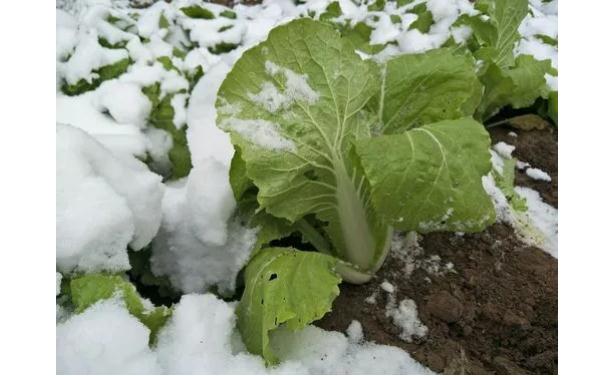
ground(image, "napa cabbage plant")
xmin=216 ymin=18 xmax=496 ymax=364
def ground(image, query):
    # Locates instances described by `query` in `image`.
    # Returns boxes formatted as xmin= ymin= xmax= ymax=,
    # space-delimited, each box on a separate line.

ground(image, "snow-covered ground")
xmin=56 ymin=0 xmax=558 ymax=373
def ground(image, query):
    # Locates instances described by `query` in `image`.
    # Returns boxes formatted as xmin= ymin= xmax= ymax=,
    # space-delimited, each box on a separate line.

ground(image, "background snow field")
xmin=56 ymin=0 xmax=558 ymax=373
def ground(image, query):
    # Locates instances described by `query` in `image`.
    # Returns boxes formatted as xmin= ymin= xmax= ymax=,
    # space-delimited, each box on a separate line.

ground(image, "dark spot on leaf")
xmin=304 ymin=170 xmax=318 ymax=180
xmin=269 ymin=273 xmax=278 ymax=281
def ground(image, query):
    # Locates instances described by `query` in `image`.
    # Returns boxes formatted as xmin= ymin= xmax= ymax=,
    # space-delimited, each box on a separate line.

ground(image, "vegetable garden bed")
xmin=56 ymin=0 xmax=558 ymax=374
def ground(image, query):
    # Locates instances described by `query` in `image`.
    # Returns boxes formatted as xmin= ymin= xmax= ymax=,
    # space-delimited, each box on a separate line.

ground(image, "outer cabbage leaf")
xmin=70 ymin=274 xmax=171 ymax=344
xmin=61 ymin=58 xmax=131 ymax=96
xmin=372 ymin=49 xmax=482 ymax=133
xmin=216 ymin=18 xmax=389 ymax=272
xmin=472 ymin=0 xmax=529 ymax=69
xmin=493 ymin=158 xmax=527 ymax=212
xmin=180 ymin=5 xmax=215 ymax=19
xmin=476 ymin=55 xmax=554 ymax=120
xmin=356 ymin=117 xmax=495 ymax=232
xmin=236 ymin=247 xmax=341 ymax=365
xmin=142 ymin=83 xmax=193 ymax=179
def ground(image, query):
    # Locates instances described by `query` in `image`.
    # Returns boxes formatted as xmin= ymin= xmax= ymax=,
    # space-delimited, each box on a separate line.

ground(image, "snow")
xmin=516 ymin=160 xmax=531 ymax=170
xmin=385 ymin=298 xmax=428 ymax=343
xmin=186 ymin=159 xmax=237 ymax=246
xmin=57 ymin=93 xmax=148 ymax=158
xmin=516 ymin=1 xmax=558 ymax=89
xmin=58 ymin=293 xmax=431 ymax=374
xmin=271 ymin=324 xmax=432 ymax=374
xmin=58 ymin=31 xmax=128 ymax=85
xmin=221 ymin=118 xmax=296 ymax=152
xmin=250 ymin=60 xmax=320 ymax=113
xmin=346 ymin=320 xmax=364 ymax=343
xmin=155 ymin=294 xmax=267 ymax=374
xmin=171 ymin=93 xmax=188 ymax=129
xmin=380 ymin=280 xmax=395 ymax=293
xmin=94 ymin=81 xmax=152 ymax=128
xmin=515 ymin=187 xmax=558 ymax=258
xmin=150 ymin=178 xmax=257 ymax=295
xmin=57 ymin=125 xmax=163 ymax=274
xmin=56 ymin=299 xmax=161 ymax=374
xmin=526 ymin=167 xmax=552 ymax=182
xmin=482 ymin=174 xmax=514 ymax=224
xmin=56 ymin=272 xmax=63 ymax=296
xmin=493 ymin=141 xmax=516 ymax=159
xmin=137 ymin=1 xmax=169 ymax=39
xmin=364 ymin=292 xmax=377 ymax=305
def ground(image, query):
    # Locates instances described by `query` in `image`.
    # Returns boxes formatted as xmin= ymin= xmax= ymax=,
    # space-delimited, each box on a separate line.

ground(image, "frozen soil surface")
xmin=316 ymin=126 xmax=558 ymax=375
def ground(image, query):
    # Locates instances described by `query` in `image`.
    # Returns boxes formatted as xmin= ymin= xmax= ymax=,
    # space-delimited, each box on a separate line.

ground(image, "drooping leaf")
xmin=368 ymin=0 xmax=386 ymax=12
xmin=208 ymin=42 xmax=238 ymax=54
xmin=356 ymin=117 xmax=495 ymax=232
xmin=236 ymin=247 xmax=341 ymax=365
xmin=494 ymin=158 xmax=527 ymax=212
xmin=98 ymin=37 xmax=128 ymax=49
xmin=455 ymin=14 xmax=497 ymax=48
xmin=476 ymin=55 xmax=554 ymax=120
xmin=220 ymin=10 xmax=237 ymax=19
xmin=536 ymin=34 xmax=558 ymax=46
xmin=142 ymin=83 xmax=192 ymax=179
xmin=156 ymin=56 xmax=181 ymax=73
xmin=159 ymin=12 xmax=169 ymax=29
xmin=180 ymin=5 xmax=215 ymax=19
xmin=408 ymin=4 xmax=434 ymax=33
xmin=471 ymin=0 xmax=529 ymax=69
xmin=319 ymin=1 xmax=342 ymax=22
xmin=70 ymin=274 xmax=171 ymax=344
xmin=339 ymin=21 xmax=385 ymax=55
xmin=372 ymin=49 xmax=482 ymax=133
xmin=61 ymin=58 xmax=131 ymax=96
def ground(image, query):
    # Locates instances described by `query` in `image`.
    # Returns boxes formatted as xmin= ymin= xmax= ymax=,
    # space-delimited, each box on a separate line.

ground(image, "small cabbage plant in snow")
xmin=56 ymin=0 xmax=558 ymax=371
xmin=214 ymin=0 xmax=557 ymax=363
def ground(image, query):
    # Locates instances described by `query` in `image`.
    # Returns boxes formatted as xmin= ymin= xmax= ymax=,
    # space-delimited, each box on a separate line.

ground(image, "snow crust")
xmin=56 ymin=125 xmax=164 ymax=274
xmin=526 ymin=167 xmax=552 ymax=182
xmin=57 ymin=294 xmax=432 ymax=374
xmin=515 ymin=187 xmax=558 ymax=258
xmin=150 ymin=177 xmax=257 ymax=295
xmin=56 ymin=272 xmax=63 ymax=296
xmin=346 ymin=320 xmax=364 ymax=343
xmin=493 ymin=141 xmax=516 ymax=159
xmin=57 ymin=299 xmax=161 ymax=374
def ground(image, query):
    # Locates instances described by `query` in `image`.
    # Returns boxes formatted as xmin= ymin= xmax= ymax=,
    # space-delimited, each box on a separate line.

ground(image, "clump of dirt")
xmin=316 ymin=126 xmax=558 ymax=374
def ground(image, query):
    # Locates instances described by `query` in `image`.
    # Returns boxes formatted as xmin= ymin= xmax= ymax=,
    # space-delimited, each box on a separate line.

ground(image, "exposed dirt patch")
xmin=316 ymin=126 xmax=558 ymax=374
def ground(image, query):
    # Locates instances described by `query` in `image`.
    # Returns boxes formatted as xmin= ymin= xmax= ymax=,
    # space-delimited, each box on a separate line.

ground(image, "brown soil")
xmin=316 ymin=126 xmax=558 ymax=374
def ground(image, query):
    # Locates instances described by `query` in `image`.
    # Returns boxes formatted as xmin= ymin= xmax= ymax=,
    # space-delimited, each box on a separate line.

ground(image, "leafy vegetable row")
xmin=215 ymin=0 xmax=557 ymax=364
